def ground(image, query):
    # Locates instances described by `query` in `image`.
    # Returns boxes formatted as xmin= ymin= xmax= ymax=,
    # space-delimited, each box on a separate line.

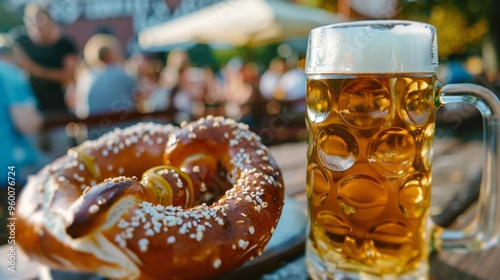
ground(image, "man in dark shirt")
xmin=9 ymin=3 xmax=78 ymax=158
xmin=13 ymin=3 xmax=77 ymax=115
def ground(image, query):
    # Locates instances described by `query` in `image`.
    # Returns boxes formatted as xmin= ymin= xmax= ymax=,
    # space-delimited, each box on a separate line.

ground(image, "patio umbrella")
xmin=138 ymin=0 xmax=343 ymax=50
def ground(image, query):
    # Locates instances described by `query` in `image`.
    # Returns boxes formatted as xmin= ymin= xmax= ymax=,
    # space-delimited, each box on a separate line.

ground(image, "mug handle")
xmin=434 ymin=83 xmax=500 ymax=251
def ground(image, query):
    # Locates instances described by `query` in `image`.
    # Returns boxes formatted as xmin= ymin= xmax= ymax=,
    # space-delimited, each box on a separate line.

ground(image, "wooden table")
xmin=1 ymin=136 xmax=497 ymax=280
xmin=260 ymin=137 xmax=500 ymax=280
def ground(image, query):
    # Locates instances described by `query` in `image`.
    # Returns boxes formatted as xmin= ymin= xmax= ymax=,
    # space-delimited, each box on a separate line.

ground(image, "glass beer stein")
xmin=304 ymin=20 xmax=500 ymax=279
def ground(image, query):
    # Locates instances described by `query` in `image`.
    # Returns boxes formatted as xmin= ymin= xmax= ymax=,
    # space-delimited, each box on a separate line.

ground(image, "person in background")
xmin=126 ymin=52 xmax=166 ymax=113
xmin=221 ymin=57 xmax=263 ymax=125
xmin=10 ymin=3 xmax=77 ymax=158
xmin=272 ymin=55 xmax=307 ymax=114
xmin=139 ymin=49 xmax=198 ymax=123
xmin=12 ymin=3 xmax=77 ymax=115
xmin=73 ymin=33 xmax=137 ymax=139
xmin=259 ymin=57 xmax=286 ymax=100
xmin=0 ymin=35 xmax=43 ymax=245
xmin=142 ymin=49 xmax=190 ymax=112
xmin=274 ymin=54 xmax=306 ymax=101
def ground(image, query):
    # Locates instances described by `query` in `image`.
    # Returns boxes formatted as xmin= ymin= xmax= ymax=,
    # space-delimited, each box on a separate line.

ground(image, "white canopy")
xmin=138 ymin=0 xmax=343 ymax=49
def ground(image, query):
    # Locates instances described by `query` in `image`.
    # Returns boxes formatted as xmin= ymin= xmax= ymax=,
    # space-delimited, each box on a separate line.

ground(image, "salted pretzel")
xmin=17 ymin=116 xmax=285 ymax=280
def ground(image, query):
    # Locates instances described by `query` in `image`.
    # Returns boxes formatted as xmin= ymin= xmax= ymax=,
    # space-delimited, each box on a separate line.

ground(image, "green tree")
xmin=401 ymin=0 xmax=493 ymax=57
xmin=296 ymin=0 xmax=495 ymax=58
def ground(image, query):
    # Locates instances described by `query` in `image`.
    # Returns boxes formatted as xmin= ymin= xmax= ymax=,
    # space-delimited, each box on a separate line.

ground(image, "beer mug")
xmin=304 ymin=20 xmax=500 ymax=279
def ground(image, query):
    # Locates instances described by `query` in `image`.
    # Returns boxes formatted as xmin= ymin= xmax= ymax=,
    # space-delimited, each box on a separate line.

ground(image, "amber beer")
xmin=306 ymin=73 xmax=437 ymax=277
xmin=305 ymin=20 xmax=500 ymax=280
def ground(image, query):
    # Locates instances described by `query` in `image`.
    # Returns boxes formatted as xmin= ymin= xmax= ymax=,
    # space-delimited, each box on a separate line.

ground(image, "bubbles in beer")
xmin=307 ymin=79 xmax=332 ymax=123
xmin=401 ymin=80 xmax=433 ymax=126
xmin=366 ymin=222 xmax=415 ymax=272
xmin=399 ymin=173 xmax=430 ymax=218
xmin=339 ymin=79 xmax=390 ymax=129
xmin=318 ymin=125 xmax=358 ymax=171
xmin=315 ymin=211 xmax=355 ymax=258
xmin=368 ymin=128 xmax=416 ymax=176
xmin=308 ymin=164 xmax=330 ymax=206
xmin=337 ymin=174 xmax=388 ymax=220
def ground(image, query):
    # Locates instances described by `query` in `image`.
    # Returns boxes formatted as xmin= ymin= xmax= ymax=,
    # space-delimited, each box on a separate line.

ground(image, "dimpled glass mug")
xmin=304 ymin=20 xmax=500 ymax=280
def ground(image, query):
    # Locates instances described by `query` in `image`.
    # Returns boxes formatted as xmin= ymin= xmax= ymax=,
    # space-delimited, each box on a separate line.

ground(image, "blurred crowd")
xmin=0 ymin=3 xmax=306 ymax=191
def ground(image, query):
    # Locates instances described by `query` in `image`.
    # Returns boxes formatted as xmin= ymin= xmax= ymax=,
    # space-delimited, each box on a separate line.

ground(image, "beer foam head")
xmin=305 ymin=20 xmax=438 ymax=74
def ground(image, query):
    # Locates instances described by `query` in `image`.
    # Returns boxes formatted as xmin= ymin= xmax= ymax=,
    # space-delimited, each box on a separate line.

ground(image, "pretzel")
xmin=17 ymin=116 xmax=285 ymax=280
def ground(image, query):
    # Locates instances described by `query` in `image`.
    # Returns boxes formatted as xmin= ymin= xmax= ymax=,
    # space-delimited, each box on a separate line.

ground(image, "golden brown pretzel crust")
xmin=17 ymin=117 xmax=285 ymax=279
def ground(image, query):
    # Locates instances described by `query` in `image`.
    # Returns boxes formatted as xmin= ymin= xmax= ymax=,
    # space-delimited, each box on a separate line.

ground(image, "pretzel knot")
xmin=17 ymin=116 xmax=285 ymax=280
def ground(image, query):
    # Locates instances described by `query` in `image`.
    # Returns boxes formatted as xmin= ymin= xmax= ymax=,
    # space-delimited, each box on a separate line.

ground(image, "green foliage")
xmin=400 ymin=0 xmax=492 ymax=57
xmin=0 ymin=3 xmax=22 ymax=32
xmin=401 ymin=0 xmax=493 ymax=24
xmin=296 ymin=0 xmax=495 ymax=58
